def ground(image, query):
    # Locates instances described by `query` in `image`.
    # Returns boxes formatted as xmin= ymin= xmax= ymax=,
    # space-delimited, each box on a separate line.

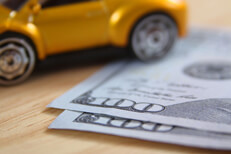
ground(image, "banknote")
xmin=48 ymin=28 xmax=231 ymax=133
xmin=49 ymin=110 xmax=231 ymax=150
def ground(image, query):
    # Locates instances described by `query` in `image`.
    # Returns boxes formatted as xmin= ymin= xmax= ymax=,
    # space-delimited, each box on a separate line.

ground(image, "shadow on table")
xmin=32 ymin=46 xmax=129 ymax=77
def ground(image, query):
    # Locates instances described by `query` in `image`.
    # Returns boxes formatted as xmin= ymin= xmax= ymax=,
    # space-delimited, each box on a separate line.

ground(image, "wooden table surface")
xmin=1 ymin=0 xmax=231 ymax=153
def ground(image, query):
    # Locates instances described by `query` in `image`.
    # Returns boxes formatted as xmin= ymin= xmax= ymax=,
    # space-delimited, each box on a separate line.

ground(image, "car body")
xmin=0 ymin=0 xmax=187 ymax=85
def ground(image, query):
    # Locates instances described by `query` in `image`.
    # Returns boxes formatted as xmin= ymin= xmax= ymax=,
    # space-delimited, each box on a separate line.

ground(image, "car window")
xmin=0 ymin=0 xmax=28 ymax=10
xmin=40 ymin=0 xmax=96 ymax=9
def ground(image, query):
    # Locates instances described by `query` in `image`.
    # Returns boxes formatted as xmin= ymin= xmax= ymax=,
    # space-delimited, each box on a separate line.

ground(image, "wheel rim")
xmin=0 ymin=38 xmax=35 ymax=85
xmin=132 ymin=15 xmax=177 ymax=61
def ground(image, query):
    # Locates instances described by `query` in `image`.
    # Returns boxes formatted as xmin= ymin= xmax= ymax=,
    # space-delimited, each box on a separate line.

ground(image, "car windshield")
xmin=0 ymin=0 xmax=28 ymax=10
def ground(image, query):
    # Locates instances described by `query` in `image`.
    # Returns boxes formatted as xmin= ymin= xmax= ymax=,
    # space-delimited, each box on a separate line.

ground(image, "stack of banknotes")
xmin=47 ymin=28 xmax=231 ymax=150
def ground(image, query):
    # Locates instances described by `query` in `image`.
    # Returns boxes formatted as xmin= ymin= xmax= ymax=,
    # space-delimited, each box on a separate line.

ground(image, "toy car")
xmin=0 ymin=0 xmax=187 ymax=85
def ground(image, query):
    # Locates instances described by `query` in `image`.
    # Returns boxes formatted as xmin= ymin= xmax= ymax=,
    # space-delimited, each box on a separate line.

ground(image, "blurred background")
xmin=188 ymin=0 xmax=231 ymax=28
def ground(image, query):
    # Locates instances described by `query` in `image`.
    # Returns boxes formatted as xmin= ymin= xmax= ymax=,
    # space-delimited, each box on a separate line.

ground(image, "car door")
xmin=34 ymin=0 xmax=108 ymax=55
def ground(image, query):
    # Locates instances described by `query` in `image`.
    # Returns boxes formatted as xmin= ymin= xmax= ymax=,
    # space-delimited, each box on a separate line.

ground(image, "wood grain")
xmin=1 ymin=0 xmax=231 ymax=153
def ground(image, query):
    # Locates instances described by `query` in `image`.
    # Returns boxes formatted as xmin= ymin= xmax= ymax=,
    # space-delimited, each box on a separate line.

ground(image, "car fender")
xmin=108 ymin=0 xmax=187 ymax=47
xmin=1 ymin=20 xmax=46 ymax=60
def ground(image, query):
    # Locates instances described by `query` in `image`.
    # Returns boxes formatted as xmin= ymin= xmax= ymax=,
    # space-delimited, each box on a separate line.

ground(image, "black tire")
xmin=0 ymin=35 xmax=36 ymax=86
xmin=130 ymin=14 xmax=177 ymax=61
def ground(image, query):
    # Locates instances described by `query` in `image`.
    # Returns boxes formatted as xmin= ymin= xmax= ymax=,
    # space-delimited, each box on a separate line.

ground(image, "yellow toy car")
xmin=0 ymin=0 xmax=187 ymax=85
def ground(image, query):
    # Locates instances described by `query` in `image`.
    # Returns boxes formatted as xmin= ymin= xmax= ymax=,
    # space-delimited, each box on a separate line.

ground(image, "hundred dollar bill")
xmin=49 ymin=110 xmax=231 ymax=150
xmin=48 ymin=28 xmax=231 ymax=133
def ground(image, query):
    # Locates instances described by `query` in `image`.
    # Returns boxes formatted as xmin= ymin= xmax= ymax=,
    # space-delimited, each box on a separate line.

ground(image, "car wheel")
xmin=0 ymin=37 xmax=36 ymax=86
xmin=130 ymin=14 xmax=177 ymax=61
